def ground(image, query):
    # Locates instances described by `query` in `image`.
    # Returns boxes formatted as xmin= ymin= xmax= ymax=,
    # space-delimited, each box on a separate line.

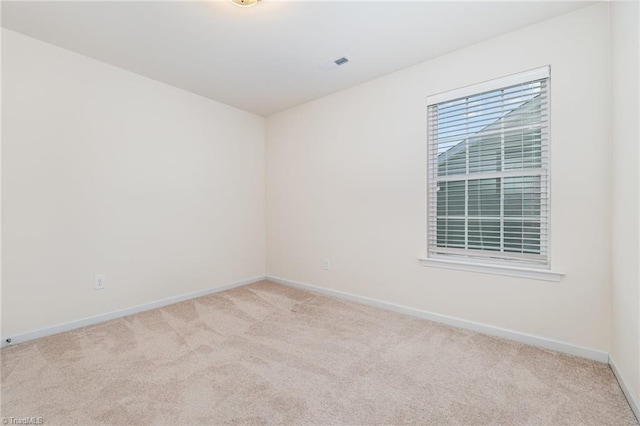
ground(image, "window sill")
xmin=418 ymin=257 xmax=564 ymax=282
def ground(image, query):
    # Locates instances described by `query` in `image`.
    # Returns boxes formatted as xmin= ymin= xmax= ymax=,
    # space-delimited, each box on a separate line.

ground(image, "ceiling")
xmin=2 ymin=1 xmax=593 ymax=117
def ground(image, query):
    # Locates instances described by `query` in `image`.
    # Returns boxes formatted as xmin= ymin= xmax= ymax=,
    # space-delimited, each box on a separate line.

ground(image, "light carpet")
xmin=1 ymin=280 xmax=637 ymax=425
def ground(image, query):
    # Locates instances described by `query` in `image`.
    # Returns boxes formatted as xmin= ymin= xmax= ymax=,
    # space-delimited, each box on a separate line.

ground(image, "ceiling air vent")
xmin=334 ymin=57 xmax=349 ymax=66
xmin=320 ymin=56 xmax=351 ymax=71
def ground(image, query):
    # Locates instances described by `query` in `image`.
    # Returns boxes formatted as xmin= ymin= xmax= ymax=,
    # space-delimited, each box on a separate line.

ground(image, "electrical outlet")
xmin=322 ymin=258 xmax=331 ymax=270
xmin=94 ymin=274 xmax=106 ymax=290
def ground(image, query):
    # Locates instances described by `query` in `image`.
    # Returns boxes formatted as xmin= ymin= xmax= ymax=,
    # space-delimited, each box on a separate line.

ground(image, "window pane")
xmin=468 ymin=134 xmax=501 ymax=173
xmin=468 ymin=219 xmax=501 ymax=251
xmin=437 ymin=180 xmax=466 ymax=217
xmin=504 ymin=176 xmax=541 ymax=218
xmin=437 ymin=142 xmax=467 ymax=176
xmin=437 ymin=218 xmax=465 ymax=248
xmin=468 ymin=178 xmax=500 ymax=217
xmin=504 ymin=220 xmax=541 ymax=254
xmin=503 ymin=95 xmax=543 ymax=130
xmin=504 ymin=129 xmax=542 ymax=170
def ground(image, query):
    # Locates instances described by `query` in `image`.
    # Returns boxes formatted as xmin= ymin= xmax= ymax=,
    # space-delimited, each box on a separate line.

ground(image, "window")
xmin=426 ymin=67 xmax=550 ymax=270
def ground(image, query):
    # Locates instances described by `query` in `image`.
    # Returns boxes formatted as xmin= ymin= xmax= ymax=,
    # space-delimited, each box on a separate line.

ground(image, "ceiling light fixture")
xmin=229 ymin=0 xmax=261 ymax=7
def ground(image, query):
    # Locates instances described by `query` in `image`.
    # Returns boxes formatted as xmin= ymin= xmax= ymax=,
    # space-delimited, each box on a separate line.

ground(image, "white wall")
xmin=266 ymin=4 xmax=611 ymax=352
xmin=1 ymin=29 xmax=266 ymax=338
xmin=611 ymin=0 xmax=640 ymax=409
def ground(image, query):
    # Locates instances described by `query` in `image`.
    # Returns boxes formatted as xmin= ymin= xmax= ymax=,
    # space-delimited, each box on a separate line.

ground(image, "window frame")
xmin=422 ymin=67 xmax=562 ymax=280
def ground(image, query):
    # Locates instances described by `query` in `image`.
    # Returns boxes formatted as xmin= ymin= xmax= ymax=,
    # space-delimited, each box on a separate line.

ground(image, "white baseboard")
xmin=4 ymin=273 xmax=632 ymax=415
xmin=267 ymin=275 xmax=609 ymax=363
xmin=0 ymin=275 xmax=266 ymax=348
xmin=609 ymin=355 xmax=640 ymax=422
xmin=1 ymin=273 xmax=612 ymax=366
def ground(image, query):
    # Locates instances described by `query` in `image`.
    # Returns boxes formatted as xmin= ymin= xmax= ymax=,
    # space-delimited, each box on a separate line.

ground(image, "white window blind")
xmin=427 ymin=67 xmax=550 ymax=267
